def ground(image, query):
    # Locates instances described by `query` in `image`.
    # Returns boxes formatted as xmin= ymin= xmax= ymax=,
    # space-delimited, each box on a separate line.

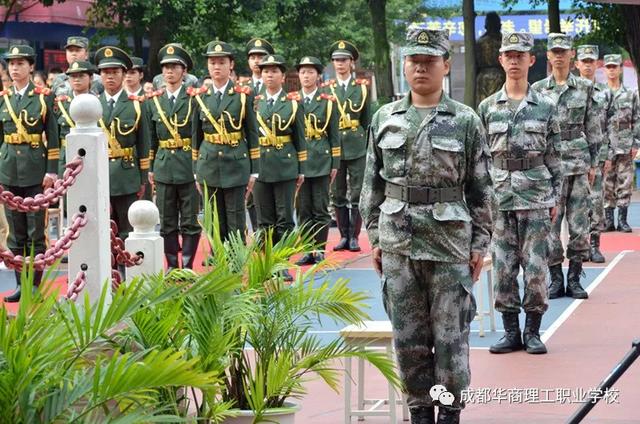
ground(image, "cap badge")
xmin=417 ymin=31 xmax=430 ymax=44
xmin=72 ymin=62 xmax=79 ymax=69
xmin=167 ymin=46 xmax=175 ymax=54
xmin=338 ymin=41 xmax=346 ymax=49
xmin=11 ymin=47 xmax=19 ymax=54
xmin=255 ymin=39 xmax=262 ymax=47
xmin=509 ymin=34 xmax=519 ymax=44
xmin=214 ymin=44 xmax=222 ymax=52
xmin=105 ymin=48 xmax=113 ymax=58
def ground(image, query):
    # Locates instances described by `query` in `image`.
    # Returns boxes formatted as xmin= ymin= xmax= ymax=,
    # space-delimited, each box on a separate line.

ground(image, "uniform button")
xmin=325 ymin=150 xmax=329 ymax=154
xmin=243 ymin=153 xmax=247 ymax=157
xmin=266 ymin=148 xmax=270 ymax=152
xmin=342 ymin=131 xmax=346 ymax=135
xmin=111 ymin=159 xmax=116 ymax=162
xmin=218 ymin=151 xmax=223 ymax=156
xmin=287 ymin=153 xmax=291 ymax=157
xmin=171 ymin=150 xmax=175 ymax=154
xmin=16 ymin=150 xmax=20 ymax=155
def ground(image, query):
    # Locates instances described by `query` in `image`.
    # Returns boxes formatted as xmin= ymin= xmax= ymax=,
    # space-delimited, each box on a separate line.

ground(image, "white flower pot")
xmin=223 ymin=402 xmax=300 ymax=424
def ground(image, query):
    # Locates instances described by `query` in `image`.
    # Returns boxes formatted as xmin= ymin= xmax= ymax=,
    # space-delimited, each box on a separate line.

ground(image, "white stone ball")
xmin=128 ymin=200 xmax=160 ymax=234
xmin=69 ymin=94 xmax=103 ymax=128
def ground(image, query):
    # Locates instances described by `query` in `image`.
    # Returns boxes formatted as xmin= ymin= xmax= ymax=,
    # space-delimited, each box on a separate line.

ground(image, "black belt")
xmin=560 ymin=128 xmax=584 ymax=140
xmin=494 ymin=156 xmax=544 ymax=171
xmin=384 ymin=182 xmax=463 ymax=204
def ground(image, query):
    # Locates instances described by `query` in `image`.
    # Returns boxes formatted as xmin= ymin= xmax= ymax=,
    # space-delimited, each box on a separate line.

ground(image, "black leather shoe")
xmin=436 ymin=407 xmax=460 ymax=424
xmin=314 ymin=252 xmax=325 ymax=262
xmin=295 ymin=253 xmax=316 ymax=266
xmin=490 ymin=312 xmax=523 ymax=353
xmin=333 ymin=207 xmax=350 ymax=251
xmin=548 ymin=264 xmax=565 ymax=299
xmin=409 ymin=406 xmax=435 ymax=424
xmin=523 ymin=313 xmax=547 ymax=354
xmin=281 ymin=269 xmax=294 ymax=282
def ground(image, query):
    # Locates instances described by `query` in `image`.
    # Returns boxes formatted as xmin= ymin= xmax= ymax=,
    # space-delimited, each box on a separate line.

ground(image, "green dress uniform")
xmin=192 ymin=41 xmax=260 ymax=243
xmin=51 ymin=37 xmax=104 ymax=97
xmin=327 ymin=40 xmax=371 ymax=252
xmin=149 ymin=44 xmax=201 ymax=269
xmin=0 ymin=45 xmax=59 ymax=301
xmin=253 ymin=55 xmax=307 ymax=245
xmin=243 ymin=38 xmax=274 ymax=231
xmin=294 ymin=56 xmax=340 ymax=265
xmin=128 ymin=57 xmax=154 ymax=202
xmin=94 ymin=47 xmax=151 ymax=240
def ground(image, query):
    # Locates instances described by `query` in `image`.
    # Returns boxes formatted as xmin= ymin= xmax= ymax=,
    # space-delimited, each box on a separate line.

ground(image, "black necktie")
xmin=341 ymin=84 xmax=347 ymax=96
xmin=304 ymin=97 xmax=311 ymax=106
xmin=255 ymin=81 xmax=261 ymax=94
xmin=106 ymin=98 xmax=115 ymax=121
xmin=266 ymin=98 xmax=274 ymax=115
xmin=15 ymin=93 xmax=22 ymax=104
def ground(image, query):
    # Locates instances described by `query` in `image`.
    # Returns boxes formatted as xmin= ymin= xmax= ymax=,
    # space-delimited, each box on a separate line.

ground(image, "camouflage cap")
xmin=94 ymin=46 xmax=133 ymax=70
xmin=204 ymin=41 xmax=236 ymax=58
xmin=158 ymin=43 xmax=193 ymax=70
xmin=576 ymin=45 xmax=599 ymax=61
xmin=4 ymin=45 xmax=36 ymax=63
xmin=130 ymin=56 xmax=145 ymax=71
xmin=295 ymin=56 xmax=323 ymax=73
xmin=547 ymin=32 xmax=572 ymax=50
xmin=64 ymin=36 xmax=89 ymax=50
xmin=499 ymin=32 xmax=534 ymax=53
xmin=65 ymin=60 xmax=96 ymax=75
xmin=257 ymin=54 xmax=287 ymax=72
xmin=402 ymin=28 xmax=449 ymax=57
xmin=330 ymin=40 xmax=359 ymax=61
xmin=604 ymin=54 xmax=622 ymax=66
xmin=246 ymin=38 xmax=274 ymax=56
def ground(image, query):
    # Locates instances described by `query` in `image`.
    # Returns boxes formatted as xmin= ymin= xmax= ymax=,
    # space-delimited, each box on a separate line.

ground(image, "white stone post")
xmin=125 ymin=200 xmax=164 ymax=280
xmin=67 ymin=94 xmax=112 ymax=305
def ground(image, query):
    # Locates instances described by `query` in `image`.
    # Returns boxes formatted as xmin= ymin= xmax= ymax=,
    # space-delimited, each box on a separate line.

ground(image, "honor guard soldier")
xmin=294 ymin=56 xmax=340 ymax=265
xmin=254 ymin=54 xmax=307 ymax=279
xmin=191 ymin=41 xmax=260 ymax=243
xmin=94 ymin=46 xmax=151 ymax=240
xmin=478 ymin=32 xmax=563 ymax=355
xmin=125 ymin=57 xmax=146 ymax=96
xmin=326 ymin=40 xmax=371 ymax=252
xmin=51 ymin=36 xmax=103 ymax=97
xmin=603 ymin=54 xmax=639 ymax=233
xmin=0 ymin=45 xmax=59 ymax=302
xmin=360 ymin=29 xmax=492 ymax=424
xmin=152 ymin=44 xmax=199 ymax=91
xmin=532 ymin=33 xmax=602 ymax=299
xmin=147 ymin=44 xmax=202 ymax=270
xmin=575 ymin=45 xmax=611 ymax=262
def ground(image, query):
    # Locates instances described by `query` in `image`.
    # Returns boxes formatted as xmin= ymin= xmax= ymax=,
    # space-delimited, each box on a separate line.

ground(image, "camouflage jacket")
xmin=531 ymin=73 xmax=602 ymax=176
xmin=52 ymin=73 xmax=103 ymax=97
xmin=592 ymin=82 xmax=612 ymax=163
xmin=360 ymin=93 xmax=493 ymax=263
xmin=477 ymin=86 xmax=562 ymax=211
xmin=606 ymin=85 xmax=640 ymax=157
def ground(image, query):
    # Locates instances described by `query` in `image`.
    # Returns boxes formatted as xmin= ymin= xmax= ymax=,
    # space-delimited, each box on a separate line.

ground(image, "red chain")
xmin=110 ymin=220 xmax=143 ymax=267
xmin=65 ymin=270 xmax=87 ymax=301
xmin=0 ymin=212 xmax=88 ymax=271
xmin=0 ymin=156 xmax=84 ymax=212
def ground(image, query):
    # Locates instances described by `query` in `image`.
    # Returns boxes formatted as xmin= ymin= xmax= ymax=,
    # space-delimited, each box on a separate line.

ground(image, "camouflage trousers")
xmin=492 ymin=209 xmax=550 ymax=315
xmin=381 ymin=251 xmax=476 ymax=411
xmin=548 ymin=174 xmax=591 ymax=265
xmin=604 ymin=154 xmax=634 ymax=208
xmin=590 ymin=165 xmax=605 ymax=235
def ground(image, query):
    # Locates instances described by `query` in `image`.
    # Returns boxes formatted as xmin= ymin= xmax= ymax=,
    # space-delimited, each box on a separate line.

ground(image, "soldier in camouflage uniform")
xmin=148 ymin=44 xmax=201 ymax=269
xmin=475 ymin=12 xmax=505 ymax=107
xmin=602 ymin=54 xmax=640 ymax=233
xmin=327 ymin=40 xmax=371 ymax=252
xmin=575 ymin=45 xmax=611 ymax=262
xmin=360 ymin=29 xmax=492 ymax=424
xmin=51 ymin=36 xmax=103 ymax=97
xmin=294 ymin=56 xmax=340 ymax=265
xmin=0 ymin=45 xmax=59 ymax=302
xmin=478 ymin=32 xmax=562 ymax=355
xmin=531 ymin=33 xmax=602 ymax=300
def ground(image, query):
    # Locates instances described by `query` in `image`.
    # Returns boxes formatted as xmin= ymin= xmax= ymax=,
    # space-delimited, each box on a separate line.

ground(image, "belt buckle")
xmin=168 ymin=140 xmax=177 ymax=149
xmin=11 ymin=134 xmax=19 ymax=143
xmin=230 ymin=136 xmax=239 ymax=147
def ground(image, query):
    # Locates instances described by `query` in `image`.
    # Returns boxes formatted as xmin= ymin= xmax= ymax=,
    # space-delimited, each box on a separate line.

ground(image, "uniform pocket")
xmin=523 ymin=120 xmax=547 ymax=151
xmin=378 ymin=132 xmax=407 ymax=177
xmin=431 ymin=136 xmax=464 ymax=182
xmin=487 ymin=121 xmax=508 ymax=152
xmin=566 ymin=99 xmax=587 ymax=125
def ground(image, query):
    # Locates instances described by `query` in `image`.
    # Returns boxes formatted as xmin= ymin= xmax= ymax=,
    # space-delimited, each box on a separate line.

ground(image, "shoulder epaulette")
xmin=287 ymin=91 xmax=301 ymax=101
xmin=320 ymin=92 xmax=335 ymax=101
xmin=54 ymin=95 xmax=70 ymax=102
xmin=146 ymin=89 xmax=164 ymax=99
xmin=321 ymin=79 xmax=336 ymax=88
xmin=254 ymin=94 xmax=264 ymax=101
xmin=128 ymin=94 xmax=145 ymax=102
xmin=0 ymin=89 xmax=11 ymax=96
xmin=34 ymin=86 xmax=51 ymax=95
xmin=234 ymin=85 xmax=251 ymax=95
xmin=187 ymin=86 xmax=208 ymax=96
xmin=355 ymin=78 xmax=370 ymax=86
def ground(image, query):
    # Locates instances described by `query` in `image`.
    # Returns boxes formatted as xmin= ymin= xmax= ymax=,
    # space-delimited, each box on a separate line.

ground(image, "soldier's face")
xmin=66 ymin=46 xmax=88 ymax=64
xmin=575 ymin=59 xmax=596 ymax=79
xmin=69 ymin=72 xmax=91 ymax=93
xmin=162 ymin=63 xmax=185 ymax=85
xmin=298 ymin=66 xmax=319 ymax=89
xmin=248 ymin=53 xmax=266 ymax=76
xmin=262 ymin=66 xmax=284 ymax=91
xmin=125 ymin=69 xmax=144 ymax=88
xmin=547 ymin=48 xmax=574 ymax=69
xmin=100 ymin=67 xmax=124 ymax=92
xmin=207 ymin=56 xmax=233 ymax=82
xmin=404 ymin=55 xmax=449 ymax=95
xmin=332 ymin=57 xmax=353 ymax=76
xmin=499 ymin=51 xmax=535 ymax=80
xmin=8 ymin=59 xmax=33 ymax=84
xmin=605 ymin=64 xmax=622 ymax=80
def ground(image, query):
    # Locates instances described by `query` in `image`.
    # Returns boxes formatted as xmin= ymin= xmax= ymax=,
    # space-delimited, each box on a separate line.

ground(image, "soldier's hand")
xmin=469 ymin=252 xmax=483 ymax=282
xmin=137 ymin=184 xmax=146 ymax=199
xmin=549 ymin=206 xmax=558 ymax=223
xmin=246 ymin=176 xmax=256 ymax=200
xmin=42 ymin=174 xmax=56 ymax=190
xmin=330 ymin=168 xmax=338 ymax=185
xmin=148 ymin=172 xmax=155 ymax=186
xmin=587 ymin=167 xmax=596 ymax=187
xmin=372 ymin=247 xmax=382 ymax=276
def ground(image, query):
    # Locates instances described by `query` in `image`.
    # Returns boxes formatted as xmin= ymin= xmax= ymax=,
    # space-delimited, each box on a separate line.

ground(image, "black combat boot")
xmin=604 ymin=207 xmax=615 ymax=232
xmin=4 ymin=271 xmax=22 ymax=303
xmin=295 ymin=253 xmax=316 ymax=266
xmin=489 ymin=312 xmax=523 ymax=353
xmin=436 ymin=407 xmax=460 ymax=424
xmin=313 ymin=225 xmax=329 ymax=263
xmin=523 ymin=313 xmax=547 ymax=354
xmin=409 ymin=406 xmax=435 ymax=424
xmin=548 ymin=264 xmax=565 ymax=299
xmin=181 ymin=233 xmax=201 ymax=269
xmin=589 ymin=233 xmax=605 ymax=263
xmin=333 ymin=207 xmax=350 ymax=251
xmin=348 ymin=207 xmax=362 ymax=252
xmin=616 ymin=206 xmax=632 ymax=233
xmin=566 ymin=259 xmax=588 ymax=299
xmin=164 ymin=232 xmax=180 ymax=270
